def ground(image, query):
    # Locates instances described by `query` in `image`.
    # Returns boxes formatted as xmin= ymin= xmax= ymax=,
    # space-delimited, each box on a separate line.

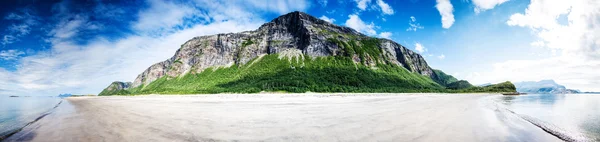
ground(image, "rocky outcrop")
xmin=107 ymin=11 xmax=440 ymax=91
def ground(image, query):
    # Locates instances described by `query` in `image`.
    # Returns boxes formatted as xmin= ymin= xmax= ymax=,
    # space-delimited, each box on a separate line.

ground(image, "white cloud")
xmin=134 ymin=0 xmax=198 ymax=33
xmin=379 ymin=32 xmax=392 ymax=39
xmin=345 ymin=14 xmax=377 ymax=35
xmin=530 ymin=40 xmax=545 ymax=47
xmin=319 ymin=15 xmax=335 ymax=23
xmin=415 ymin=42 xmax=426 ymax=53
xmin=437 ymin=54 xmax=445 ymax=59
xmin=319 ymin=0 xmax=328 ymax=7
xmin=2 ymin=35 xmax=18 ymax=45
xmin=435 ymin=0 xmax=455 ymax=29
xmin=467 ymin=0 xmax=600 ymax=91
xmin=472 ymin=0 xmax=509 ymax=13
xmin=2 ymin=8 xmax=39 ymax=45
xmin=406 ymin=16 xmax=424 ymax=31
xmin=355 ymin=0 xmax=372 ymax=11
xmin=376 ymin=0 xmax=394 ymax=15
xmin=0 ymin=0 xmax=308 ymax=96
xmin=0 ymin=50 xmax=25 ymax=60
xmin=507 ymin=0 xmax=599 ymax=59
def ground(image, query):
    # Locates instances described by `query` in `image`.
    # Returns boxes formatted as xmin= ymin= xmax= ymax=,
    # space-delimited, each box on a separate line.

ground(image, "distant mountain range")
xmin=58 ymin=93 xmax=72 ymax=98
xmin=513 ymin=80 xmax=580 ymax=94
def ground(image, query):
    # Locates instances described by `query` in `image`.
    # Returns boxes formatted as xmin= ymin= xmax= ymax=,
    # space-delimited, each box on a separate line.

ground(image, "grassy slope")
xmin=432 ymin=69 xmax=459 ymax=86
xmin=119 ymin=54 xmax=446 ymax=95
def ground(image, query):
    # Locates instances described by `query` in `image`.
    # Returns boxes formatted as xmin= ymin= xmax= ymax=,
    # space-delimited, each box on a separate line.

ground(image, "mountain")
xmin=99 ymin=11 xmax=515 ymax=96
xmin=514 ymin=80 xmax=580 ymax=94
xmin=477 ymin=83 xmax=492 ymax=87
xmin=58 ymin=93 xmax=72 ymax=98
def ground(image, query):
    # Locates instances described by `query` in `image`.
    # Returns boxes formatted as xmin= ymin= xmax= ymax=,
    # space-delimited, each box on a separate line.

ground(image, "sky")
xmin=0 ymin=0 xmax=598 ymax=96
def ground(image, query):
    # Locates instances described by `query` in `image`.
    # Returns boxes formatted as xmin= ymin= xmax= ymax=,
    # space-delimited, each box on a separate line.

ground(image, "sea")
xmin=0 ymin=96 xmax=62 ymax=139
xmin=493 ymin=94 xmax=600 ymax=141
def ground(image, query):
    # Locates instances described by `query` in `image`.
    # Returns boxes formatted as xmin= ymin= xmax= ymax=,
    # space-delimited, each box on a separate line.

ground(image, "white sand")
xmin=6 ymin=93 xmax=561 ymax=142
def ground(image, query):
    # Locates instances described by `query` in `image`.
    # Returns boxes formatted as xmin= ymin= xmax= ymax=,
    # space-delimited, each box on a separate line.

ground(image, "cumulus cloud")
xmin=472 ymin=0 xmax=509 ymax=13
xmin=319 ymin=15 xmax=335 ymax=23
xmin=406 ymin=16 xmax=424 ymax=31
xmin=354 ymin=0 xmax=372 ymax=11
xmin=468 ymin=0 xmax=600 ymax=91
xmin=378 ymin=32 xmax=392 ymax=39
xmin=345 ymin=14 xmax=377 ymax=35
xmin=0 ymin=50 xmax=25 ymax=60
xmin=435 ymin=0 xmax=455 ymax=29
xmin=376 ymin=0 xmax=394 ymax=15
xmin=415 ymin=43 xmax=426 ymax=53
xmin=0 ymin=0 xmax=308 ymax=96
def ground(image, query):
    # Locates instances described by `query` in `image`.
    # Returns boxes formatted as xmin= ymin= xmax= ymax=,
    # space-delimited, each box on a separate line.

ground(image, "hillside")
xmin=99 ymin=11 xmax=514 ymax=95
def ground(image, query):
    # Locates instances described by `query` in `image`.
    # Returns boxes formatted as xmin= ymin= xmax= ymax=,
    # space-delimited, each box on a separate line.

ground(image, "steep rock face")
xmin=129 ymin=11 xmax=438 ymax=88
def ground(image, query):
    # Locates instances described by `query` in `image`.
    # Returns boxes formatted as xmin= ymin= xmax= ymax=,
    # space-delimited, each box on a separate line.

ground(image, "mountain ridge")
xmin=514 ymin=80 xmax=580 ymax=94
xmin=99 ymin=11 xmax=515 ymax=95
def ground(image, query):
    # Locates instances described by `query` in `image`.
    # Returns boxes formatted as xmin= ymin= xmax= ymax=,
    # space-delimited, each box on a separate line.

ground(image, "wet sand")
xmin=6 ymin=93 xmax=561 ymax=142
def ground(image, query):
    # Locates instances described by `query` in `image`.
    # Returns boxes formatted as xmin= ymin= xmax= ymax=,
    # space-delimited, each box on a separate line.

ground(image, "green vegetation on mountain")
xmin=446 ymin=80 xmax=473 ymax=90
xmin=119 ymin=54 xmax=445 ymax=95
xmin=450 ymin=81 xmax=517 ymax=93
xmin=432 ymin=69 xmax=458 ymax=86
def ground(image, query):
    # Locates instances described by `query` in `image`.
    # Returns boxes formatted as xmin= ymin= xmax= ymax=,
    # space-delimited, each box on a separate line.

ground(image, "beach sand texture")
xmin=6 ymin=94 xmax=561 ymax=142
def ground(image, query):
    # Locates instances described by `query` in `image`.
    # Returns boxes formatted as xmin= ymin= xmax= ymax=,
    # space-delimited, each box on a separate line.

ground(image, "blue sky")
xmin=0 ymin=0 xmax=599 ymax=95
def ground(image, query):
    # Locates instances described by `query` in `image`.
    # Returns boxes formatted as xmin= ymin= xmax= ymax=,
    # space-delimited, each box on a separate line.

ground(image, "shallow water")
xmin=494 ymin=94 xmax=600 ymax=141
xmin=0 ymin=96 xmax=62 ymax=138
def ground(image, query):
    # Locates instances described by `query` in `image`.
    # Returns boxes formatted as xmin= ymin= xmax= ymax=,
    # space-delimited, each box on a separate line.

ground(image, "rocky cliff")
xmin=128 ymin=11 xmax=437 ymax=89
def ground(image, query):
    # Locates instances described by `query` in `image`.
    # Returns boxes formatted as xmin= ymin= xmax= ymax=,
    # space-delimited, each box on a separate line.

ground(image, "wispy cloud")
xmin=319 ymin=15 xmax=336 ymax=23
xmin=437 ymin=54 xmax=445 ymax=59
xmin=406 ymin=16 xmax=424 ymax=31
xmin=376 ymin=0 xmax=394 ymax=15
xmin=2 ymin=8 xmax=39 ymax=45
xmin=379 ymin=32 xmax=392 ymax=39
xmin=0 ymin=50 xmax=25 ymax=60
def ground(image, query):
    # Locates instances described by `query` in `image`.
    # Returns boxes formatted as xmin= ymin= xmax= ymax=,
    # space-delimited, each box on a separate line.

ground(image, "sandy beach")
xmin=5 ymin=93 xmax=561 ymax=142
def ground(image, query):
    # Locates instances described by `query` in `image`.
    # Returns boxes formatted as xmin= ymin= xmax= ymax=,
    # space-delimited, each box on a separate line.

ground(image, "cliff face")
xmin=130 ymin=11 xmax=437 ymax=88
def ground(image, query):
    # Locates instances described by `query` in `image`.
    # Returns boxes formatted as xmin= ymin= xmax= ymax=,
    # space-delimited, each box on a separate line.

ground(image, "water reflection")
xmin=495 ymin=94 xmax=600 ymax=141
xmin=0 ymin=96 xmax=62 ymax=138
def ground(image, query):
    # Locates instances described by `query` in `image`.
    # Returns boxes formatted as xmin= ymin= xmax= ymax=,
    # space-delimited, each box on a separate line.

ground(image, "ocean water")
xmin=494 ymin=94 xmax=600 ymax=141
xmin=0 ymin=96 xmax=63 ymax=139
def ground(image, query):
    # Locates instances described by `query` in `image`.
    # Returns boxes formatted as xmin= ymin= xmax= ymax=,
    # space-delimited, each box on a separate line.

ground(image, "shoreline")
xmin=0 ymin=100 xmax=62 ymax=141
xmin=6 ymin=93 xmax=562 ymax=141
